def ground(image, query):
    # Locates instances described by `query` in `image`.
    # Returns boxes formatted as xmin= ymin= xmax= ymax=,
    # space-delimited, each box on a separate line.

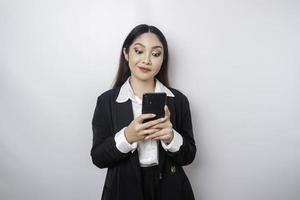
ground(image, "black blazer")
xmin=91 ymin=86 xmax=196 ymax=200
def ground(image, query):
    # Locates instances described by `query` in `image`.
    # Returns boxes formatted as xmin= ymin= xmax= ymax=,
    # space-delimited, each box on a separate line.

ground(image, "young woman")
xmin=91 ymin=24 xmax=196 ymax=200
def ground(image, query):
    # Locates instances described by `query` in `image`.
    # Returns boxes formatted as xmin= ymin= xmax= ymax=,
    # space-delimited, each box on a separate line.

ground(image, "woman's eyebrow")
xmin=134 ymin=43 xmax=162 ymax=49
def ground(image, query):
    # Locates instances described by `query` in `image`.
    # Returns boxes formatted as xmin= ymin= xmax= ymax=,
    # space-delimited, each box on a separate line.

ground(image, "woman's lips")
xmin=139 ymin=67 xmax=151 ymax=73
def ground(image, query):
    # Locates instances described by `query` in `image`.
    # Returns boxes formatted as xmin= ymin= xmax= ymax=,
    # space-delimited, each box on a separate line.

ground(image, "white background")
xmin=1 ymin=0 xmax=299 ymax=199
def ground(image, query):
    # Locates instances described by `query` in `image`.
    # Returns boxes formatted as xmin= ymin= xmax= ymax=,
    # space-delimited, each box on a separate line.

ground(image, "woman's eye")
xmin=152 ymin=52 xmax=161 ymax=57
xmin=134 ymin=49 xmax=143 ymax=54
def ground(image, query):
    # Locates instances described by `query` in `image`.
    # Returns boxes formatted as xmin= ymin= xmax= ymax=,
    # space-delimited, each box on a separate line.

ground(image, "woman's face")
xmin=123 ymin=32 xmax=164 ymax=82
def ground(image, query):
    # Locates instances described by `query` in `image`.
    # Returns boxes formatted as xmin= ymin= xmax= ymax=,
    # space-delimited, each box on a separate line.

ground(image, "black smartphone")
xmin=142 ymin=92 xmax=167 ymax=123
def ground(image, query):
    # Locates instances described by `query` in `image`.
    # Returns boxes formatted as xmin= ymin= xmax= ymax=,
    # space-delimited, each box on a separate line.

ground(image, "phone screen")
xmin=142 ymin=92 xmax=167 ymax=123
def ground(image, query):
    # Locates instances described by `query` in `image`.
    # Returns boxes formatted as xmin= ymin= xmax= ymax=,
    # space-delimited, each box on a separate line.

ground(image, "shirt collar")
xmin=116 ymin=77 xmax=175 ymax=103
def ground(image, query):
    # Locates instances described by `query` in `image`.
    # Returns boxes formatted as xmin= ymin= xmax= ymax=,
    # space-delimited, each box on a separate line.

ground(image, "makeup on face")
xmin=125 ymin=33 xmax=164 ymax=81
xmin=133 ymin=43 xmax=163 ymax=58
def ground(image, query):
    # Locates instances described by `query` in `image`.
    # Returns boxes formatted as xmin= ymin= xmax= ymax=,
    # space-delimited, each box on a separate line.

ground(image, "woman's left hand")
xmin=145 ymin=105 xmax=174 ymax=145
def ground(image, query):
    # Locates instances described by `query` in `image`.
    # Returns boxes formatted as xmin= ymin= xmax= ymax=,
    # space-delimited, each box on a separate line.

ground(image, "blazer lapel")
xmin=159 ymin=96 xmax=176 ymax=174
xmin=113 ymin=98 xmax=143 ymax=188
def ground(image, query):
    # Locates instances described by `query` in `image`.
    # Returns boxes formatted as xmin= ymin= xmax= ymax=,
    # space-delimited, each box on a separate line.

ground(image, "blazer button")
xmin=159 ymin=173 xmax=163 ymax=179
xmin=171 ymin=166 xmax=176 ymax=173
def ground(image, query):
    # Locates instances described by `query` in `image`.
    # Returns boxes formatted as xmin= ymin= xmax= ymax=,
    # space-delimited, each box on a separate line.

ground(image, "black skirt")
xmin=141 ymin=165 xmax=160 ymax=200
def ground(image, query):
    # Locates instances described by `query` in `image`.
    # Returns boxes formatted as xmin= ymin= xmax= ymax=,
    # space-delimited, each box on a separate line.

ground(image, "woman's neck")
xmin=129 ymin=76 xmax=156 ymax=99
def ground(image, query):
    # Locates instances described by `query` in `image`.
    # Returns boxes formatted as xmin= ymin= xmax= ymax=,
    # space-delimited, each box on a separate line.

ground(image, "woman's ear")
xmin=123 ymin=48 xmax=128 ymax=61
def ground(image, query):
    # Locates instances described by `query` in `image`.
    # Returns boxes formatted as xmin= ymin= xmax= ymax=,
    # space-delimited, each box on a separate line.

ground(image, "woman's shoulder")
xmin=167 ymin=87 xmax=189 ymax=102
xmin=96 ymin=87 xmax=121 ymax=102
xmin=167 ymin=87 xmax=192 ymax=113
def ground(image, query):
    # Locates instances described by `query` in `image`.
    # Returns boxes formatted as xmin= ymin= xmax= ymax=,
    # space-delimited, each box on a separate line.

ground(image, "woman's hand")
xmin=144 ymin=105 xmax=174 ymax=145
xmin=124 ymin=114 xmax=164 ymax=143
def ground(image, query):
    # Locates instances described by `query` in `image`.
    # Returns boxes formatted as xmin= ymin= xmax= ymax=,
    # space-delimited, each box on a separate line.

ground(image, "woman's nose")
xmin=143 ymin=53 xmax=152 ymax=65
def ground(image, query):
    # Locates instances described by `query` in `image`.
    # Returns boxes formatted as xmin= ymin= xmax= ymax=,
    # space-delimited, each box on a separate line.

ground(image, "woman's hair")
xmin=112 ymin=24 xmax=170 ymax=89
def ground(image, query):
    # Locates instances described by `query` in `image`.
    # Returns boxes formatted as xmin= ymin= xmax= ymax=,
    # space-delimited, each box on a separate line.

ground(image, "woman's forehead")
xmin=132 ymin=33 xmax=162 ymax=48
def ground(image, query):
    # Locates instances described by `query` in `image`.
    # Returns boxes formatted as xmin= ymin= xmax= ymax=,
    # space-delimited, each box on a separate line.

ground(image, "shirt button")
xmin=171 ymin=166 xmax=176 ymax=173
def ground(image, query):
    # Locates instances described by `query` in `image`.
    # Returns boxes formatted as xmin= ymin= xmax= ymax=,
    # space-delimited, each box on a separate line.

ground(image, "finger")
xmin=150 ymin=117 xmax=173 ymax=129
xmin=141 ymin=117 xmax=165 ymax=129
xmin=153 ymin=134 xmax=170 ymax=141
xmin=145 ymin=129 xmax=166 ymax=140
xmin=139 ymin=128 xmax=160 ymax=136
xmin=137 ymin=113 xmax=156 ymax=123
xmin=153 ymin=129 xmax=173 ymax=141
xmin=150 ymin=120 xmax=168 ymax=129
xmin=164 ymin=105 xmax=171 ymax=118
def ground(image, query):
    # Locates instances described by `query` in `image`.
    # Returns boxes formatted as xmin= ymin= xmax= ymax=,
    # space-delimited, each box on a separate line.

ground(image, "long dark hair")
xmin=112 ymin=24 xmax=170 ymax=89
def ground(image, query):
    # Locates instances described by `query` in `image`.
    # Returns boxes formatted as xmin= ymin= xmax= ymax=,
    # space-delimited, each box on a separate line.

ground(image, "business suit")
xmin=91 ymin=86 xmax=196 ymax=200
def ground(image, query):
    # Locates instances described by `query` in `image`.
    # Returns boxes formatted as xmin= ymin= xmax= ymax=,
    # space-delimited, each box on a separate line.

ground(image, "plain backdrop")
xmin=1 ymin=0 xmax=299 ymax=200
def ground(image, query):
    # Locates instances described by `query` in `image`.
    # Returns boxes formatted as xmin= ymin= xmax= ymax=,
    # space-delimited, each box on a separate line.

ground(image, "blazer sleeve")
xmin=166 ymin=94 xmax=197 ymax=166
xmin=91 ymin=94 xmax=131 ymax=169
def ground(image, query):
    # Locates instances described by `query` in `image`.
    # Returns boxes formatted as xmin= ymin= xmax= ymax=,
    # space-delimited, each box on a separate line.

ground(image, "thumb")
xmin=164 ymin=105 xmax=170 ymax=118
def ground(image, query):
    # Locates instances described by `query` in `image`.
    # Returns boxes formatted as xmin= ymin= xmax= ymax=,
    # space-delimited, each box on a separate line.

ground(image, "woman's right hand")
xmin=124 ymin=114 xmax=164 ymax=144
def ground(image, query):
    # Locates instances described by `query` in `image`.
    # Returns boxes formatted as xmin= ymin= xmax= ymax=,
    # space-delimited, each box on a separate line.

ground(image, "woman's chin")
xmin=132 ymin=74 xmax=155 ymax=82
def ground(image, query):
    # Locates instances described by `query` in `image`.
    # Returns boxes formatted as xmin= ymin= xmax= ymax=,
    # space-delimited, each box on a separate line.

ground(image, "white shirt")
xmin=114 ymin=77 xmax=183 ymax=167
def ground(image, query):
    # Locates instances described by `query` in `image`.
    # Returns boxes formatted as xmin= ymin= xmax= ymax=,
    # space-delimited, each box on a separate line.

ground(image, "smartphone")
xmin=142 ymin=92 xmax=167 ymax=123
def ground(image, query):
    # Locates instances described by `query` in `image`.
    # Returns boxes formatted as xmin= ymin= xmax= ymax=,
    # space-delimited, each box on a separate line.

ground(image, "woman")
xmin=91 ymin=24 xmax=196 ymax=200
